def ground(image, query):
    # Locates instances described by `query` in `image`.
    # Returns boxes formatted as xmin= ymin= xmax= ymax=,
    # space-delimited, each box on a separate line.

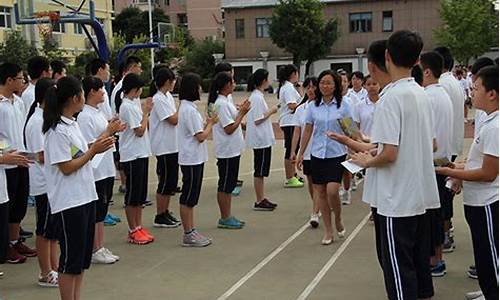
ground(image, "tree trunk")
xmin=305 ymin=60 xmax=313 ymax=76
xmin=292 ymin=55 xmax=301 ymax=72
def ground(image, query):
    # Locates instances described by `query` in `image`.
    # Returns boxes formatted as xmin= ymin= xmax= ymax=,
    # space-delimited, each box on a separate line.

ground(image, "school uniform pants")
xmin=465 ymin=201 xmax=499 ymax=300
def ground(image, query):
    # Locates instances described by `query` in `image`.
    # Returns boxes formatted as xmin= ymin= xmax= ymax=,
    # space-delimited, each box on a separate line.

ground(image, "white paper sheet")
xmin=341 ymin=159 xmax=365 ymax=174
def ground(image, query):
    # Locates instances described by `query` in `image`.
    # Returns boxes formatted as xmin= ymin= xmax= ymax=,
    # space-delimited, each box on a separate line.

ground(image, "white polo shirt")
xmin=474 ymin=110 xmax=488 ymax=138
xmin=439 ymin=72 xmax=465 ymax=156
xmin=294 ymin=101 xmax=312 ymax=160
xmin=44 ymin=116 xmax=97 ymax=214
xmin=119 ymin=98 xmax=151 ymax=162
xmin=110 ymin=79 xmax=123 ymax=114
xmin=348 ymin=88 xmax=368 ymax=103
xmin=279 ymin=81 xmax=301 ymax=127
xmin=149 ymin=91 xmax=178 ymax=156
xmin=0 ymin=95 xmax=26 ymax=169
xmin=25 ymin=107 xmax=46 ymax=196
xmin=463 ymin=111 xmax=499 ymax=207
xmin=0 ymin=168 xmax=7 ymax=204
xmin=98 ymin=89 xmax=114 ymax=121
xmin=370 ymin=78 xmax=439 ymax=216
xmin=177 ymin=100 xmax=208 ymax=166
xmin=361 ymin=82 xmax=394 ymax=208
xmin=77 ymin=104 xmax=116 ymax=181
xmin=212 ymin=94 xmax=245 ymax=159
xmin=21 ymin=83 xmax=35 ymax=114
xmin=424 ymin=84 xmax=453 ymax=160
xmin=353 ymin=97 xmax=377 ymax=136
xmin=246 ymin=89 xmax=275 ymax=149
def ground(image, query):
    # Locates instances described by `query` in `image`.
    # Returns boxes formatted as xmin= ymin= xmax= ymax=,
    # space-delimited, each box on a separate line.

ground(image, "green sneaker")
xmin=284 ymin=177 xmax=304 ymax=188
xmin=218 ymin=217 xmax=244 ymax=229
xmin=230 ymin=216 xmax=245 ymax=226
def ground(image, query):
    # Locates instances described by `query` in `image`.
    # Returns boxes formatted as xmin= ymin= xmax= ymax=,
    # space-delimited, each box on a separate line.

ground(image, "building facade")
xmin=0 ymin=0 xmax=114 ymax=60
xmin=222 ymin=0 xmax=442 ymax=82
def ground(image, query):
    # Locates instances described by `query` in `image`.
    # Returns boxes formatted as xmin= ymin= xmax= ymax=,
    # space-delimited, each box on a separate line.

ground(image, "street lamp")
xmin=212 ymin=53 xmax=224 ymax=65
xmin=355 ymin=47 xmax=365 ymax=73
xmin=259 ymin=51 xmax=269 ymax=70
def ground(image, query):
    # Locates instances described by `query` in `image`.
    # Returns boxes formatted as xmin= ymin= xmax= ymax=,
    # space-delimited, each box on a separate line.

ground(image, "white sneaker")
xmin=38 ymin=270 xmax=58 ymax=287
xmin=92 ymin=248 xmax=116 ymax=264
xmin=339 ymin=187 xmax=346 ymax=197
xmin=103 ymin=247 xmax=120 ymax=261
xmin=465 ymin=290 xmax=484 ymax=300
xmin=309 ymin=214 xmax=319 ymax=228
xmin=351 ymin=179 xmax=358 ymax=191
xmin=342 ymin=190 xmax=351 ymax=205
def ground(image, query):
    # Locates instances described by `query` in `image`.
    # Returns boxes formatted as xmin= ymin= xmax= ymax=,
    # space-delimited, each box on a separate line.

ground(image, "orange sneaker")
xmin=127 ymin=230 xmax=150 ymax=245
xmin=138 ymin=227 xmax=154 ymax=242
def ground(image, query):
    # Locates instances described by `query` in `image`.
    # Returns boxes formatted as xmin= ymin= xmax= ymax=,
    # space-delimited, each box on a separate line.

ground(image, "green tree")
xmin=269 ymin=0 xmax=340 ymax=75
xmin=0 ymin=31 xmax=38 ymax=69
xmin=434 ymin=0 xmax=498 ymax=64
xmin=40 ymin=36 xmax=67 ymax=63
xmin=179 ymin=38 xmax=224 ymax=80
xmin=113 ymin=7 xmax=170 ymax=44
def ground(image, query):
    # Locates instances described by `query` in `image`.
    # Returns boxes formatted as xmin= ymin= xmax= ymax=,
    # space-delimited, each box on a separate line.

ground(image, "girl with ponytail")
xmin=43 ymin=76 xmax=114 ymax=300
xmin=277 ymin=64 xmax=304 ymax=188
xmin=245 ymin=69 xmax=279 ymax=211
xmin=209 ymin=71 xmax=249 ymax=229
xmin=24 ymin=78 xmax=60 ymax=287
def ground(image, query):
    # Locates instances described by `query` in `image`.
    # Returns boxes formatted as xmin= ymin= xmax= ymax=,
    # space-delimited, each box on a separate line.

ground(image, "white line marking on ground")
xmin=216 ymin=222 xmax=311 ymax=300
xmin=296 ymin=212 xmax=371 ymax=300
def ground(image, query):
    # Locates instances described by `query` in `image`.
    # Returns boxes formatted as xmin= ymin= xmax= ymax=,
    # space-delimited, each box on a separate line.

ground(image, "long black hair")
xmin=82 ymin=76 xmax=104 ymax=101
xmin=298 ymin=76 xmax=318 ymax=106
xmin=315 ymin=70 xmax=342 ymax=108
xmin=208 ymin=71 xmax=233 ymax=104
xmin=277 ymin=64 xmax=298 ymax=99
xmin=24 ymin=77 xmax=55 ymax=146
xmin=42 ymin=76 xmax=83 ymax=134
xmin=151 ymin=67 xmax=176 ymax=97
xmin=247 ymin=68 xmax=269 ymax=92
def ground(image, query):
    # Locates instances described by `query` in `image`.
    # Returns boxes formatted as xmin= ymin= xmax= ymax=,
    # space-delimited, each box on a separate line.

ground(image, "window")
xmin=382 ymin=11 xmax=393 ymax=32
xmin=331 ymin=63 xmax=352 ymax=75
xmin=235 ymin=19 xmax=245 ymax=39
xmin=256 ymin=18 xmax=271 ymax=38
xmin=0 ymin=6 xmax=12 ymax=28
xmin=164 ymin=0 xmax=170 ymax=5
xmin=74 ymin=23 xmax=84 ymax=34
xmin=233 ymin=66 xmax=253 ymax=84
xmin=349 ymin=12 xmax=372 ymax=33
xmin=177 ymin=13 xmax=187 ymax=27
xmin=52 ymin=22 xmax=65 ymax=33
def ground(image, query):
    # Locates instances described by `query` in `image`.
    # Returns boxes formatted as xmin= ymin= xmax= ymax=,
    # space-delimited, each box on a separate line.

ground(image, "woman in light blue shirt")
xmin=297 ymin=70 xmax=351 ymax=245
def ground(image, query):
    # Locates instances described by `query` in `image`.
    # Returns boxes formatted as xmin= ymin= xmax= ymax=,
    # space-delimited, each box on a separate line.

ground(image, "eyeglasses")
xmin=319 ymin=81 xmax=334 ymax=86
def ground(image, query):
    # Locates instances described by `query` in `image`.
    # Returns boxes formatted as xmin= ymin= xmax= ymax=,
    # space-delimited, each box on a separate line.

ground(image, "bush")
xmin=179 ymin=38 xmax=224 ymax=79
xmin=0 ymin=31 xmax=38 ymax=69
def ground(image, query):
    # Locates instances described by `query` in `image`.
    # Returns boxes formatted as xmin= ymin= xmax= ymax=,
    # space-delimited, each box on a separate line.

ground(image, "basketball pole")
xmin=148 ymin=0 xmax=154 ymax=77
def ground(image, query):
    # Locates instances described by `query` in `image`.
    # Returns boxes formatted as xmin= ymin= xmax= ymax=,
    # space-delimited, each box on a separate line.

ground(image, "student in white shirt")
xmin=22 ymin=56 xmax=52 ymax=114
xmin=437 ymin=66 xmax=499 ymax=300
xmin=50 ymin=60 xmax=66 ymax=82
xmin=348 ymin=71 xmax=368 ymax=103
xmin=278 ymin=64 xmax=304 ymax=188
xmin=420 ymin=51 xmax=455 ymax=277
xmin=434 ymin=46 xmax=466 ymax=252
xmin=79 ymin=77 xmax=124 ymax=264
xmin=42 ymin=76 xmax=114 ymax=300
xmin=246 ymin=69 xmax=279 ymax=211
xmin=350 ymin=31 xmax=437 ymax=300
xmin=24 ymin=78 xmax=60 ymax=286
xmin=297 ymin=70 xmax=351 ymax=245
xmin=149 ymin=67 xmax=182 ymax=228
xmin=0 ymin=63 xmax=37 ymax=263
xmin=209 ymin=71 xmax=249 ymax=229
xmin=88 ymin=59 xmax=113 ymax=121
xmin=177 ymin=73 xmax=216 ymax=247
xmin=353 ymin=75 xmax=380 ymax=138
xmin=290 ymin=77 xmax=319 ymax=227
xmin=118 ymin=73 xmax=154 ymax=246
xmin=0 ymin=147 xmax=31 ymax=276
xmin=470 ymin=58 xmax=495 ymax=138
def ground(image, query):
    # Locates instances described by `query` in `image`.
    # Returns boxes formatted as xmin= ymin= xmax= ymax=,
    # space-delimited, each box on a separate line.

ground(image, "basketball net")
xmin=34 ymin=11 xmax=60 ymax=41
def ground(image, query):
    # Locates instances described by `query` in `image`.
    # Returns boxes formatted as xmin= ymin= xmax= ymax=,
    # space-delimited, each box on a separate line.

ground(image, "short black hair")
xmin=82 ymin=76 xmax=104 ymax=99
xmin=476 ymin=65 xmax=498 ymax=94
xmin=88 ymin=58 xmax=108 ymax=76
xmin=387 ymin=30 xmax=423 ymax=68
xmin=122 ymin=73 xmax=144 ymax=94
xmin=125 ymin=56 xmax=141 ymax=71
xmin=0 ymin=62 xmax=22 ymax=85
xmin=350 ymin=71 xmax=364 ymax=81
xmin=27 ymin=56 xmax=50 ymax=80
xmin=411 ymin=65 xmax=424 ymax=86
xmin=154 ymin=67 xmax=176 ymax=90
xmin=50 ymin=60 xmax=66 ymax=78
xmin=471 ymin=57 xmax=495 ymax=75
xmin=420 ymin=51 xmax=444 ymax=79
xmin=367 ymin=40 xmax=387 ymax=73
xmin=215 ymin=62 xmax=233 ymax=74
xmin=433 ymin=47 xmax=454 ymax=71
xmin=179 ymin=73 xmax=201 ymax=101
